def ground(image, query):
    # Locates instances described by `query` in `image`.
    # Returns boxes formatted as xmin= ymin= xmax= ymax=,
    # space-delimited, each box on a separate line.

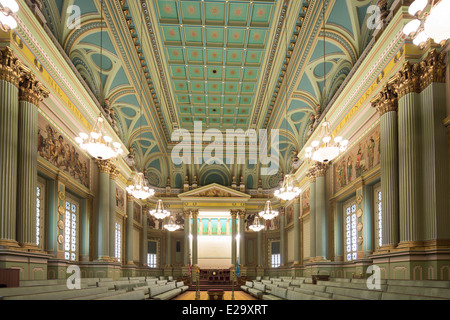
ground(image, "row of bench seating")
xmin=0 ymin=276 xmax=184 ymax=300
xmin=243 ymin=277 xmax=450 ymax=300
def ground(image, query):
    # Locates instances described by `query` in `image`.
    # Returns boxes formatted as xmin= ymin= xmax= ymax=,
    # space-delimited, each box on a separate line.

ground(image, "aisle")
xmin=172 ymin=291 xmax=257 ymax=301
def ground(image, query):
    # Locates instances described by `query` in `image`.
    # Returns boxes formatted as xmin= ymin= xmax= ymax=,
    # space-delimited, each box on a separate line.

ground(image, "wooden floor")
xmin=173 ymin=291 xmax=257 ymax=301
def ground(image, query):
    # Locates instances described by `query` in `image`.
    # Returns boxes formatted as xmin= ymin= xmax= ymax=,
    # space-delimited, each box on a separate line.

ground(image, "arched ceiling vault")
xmin=40 ymin=0 xmax=377 ymax=188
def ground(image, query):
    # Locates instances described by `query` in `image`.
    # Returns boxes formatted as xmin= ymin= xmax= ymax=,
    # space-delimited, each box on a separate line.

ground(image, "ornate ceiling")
xmin=40 ymin=0 xmax=377 ymax=189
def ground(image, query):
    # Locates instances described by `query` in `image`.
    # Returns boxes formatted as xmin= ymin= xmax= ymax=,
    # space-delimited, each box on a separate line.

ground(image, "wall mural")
xmin=38 ymin=115 xmax=90 ymax=188
xmin=302 ymin=188 xmax=310 ymax=215
xmin=133 ymin=203 xmax=141 ymax=223
xmin=116 ymin=187 xmax=125 ymax=212
xmin=286 ymin=205 xmax=294 ymax=225
xmin=334 ymin=125 xmax=381 ymax=193
xmin=148 ymin=214 xmax=164 ymax=230
xmin=266 ymin=215 xmax=280 ymax=231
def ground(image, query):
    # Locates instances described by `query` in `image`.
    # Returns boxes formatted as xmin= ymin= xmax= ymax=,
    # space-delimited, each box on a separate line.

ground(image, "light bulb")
xmin=413 ymin=31 xmax=429 ymax=47
xmin=403 ymin=19 xmax=421 ymax=36
xmin=0 ymin=0 xmax=19 ymax=13
xmin=408 ymin=0 xmax=428 ymax=16
xmin=311 ymin=141 xmax=320 ymax=148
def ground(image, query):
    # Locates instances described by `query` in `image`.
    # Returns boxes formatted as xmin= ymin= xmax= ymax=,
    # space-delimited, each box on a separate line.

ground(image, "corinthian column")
xmin=396 ymin=62 xmax=422 ymax=247
xmin=126 ymin=193 xmax=135 ymax=265
xmin=191 ymin=210 xmax=199 ymax=266
xmin=418 ymin=50 xmax=450 ymax=243
xmin=183 ymin=210 xmax=191 ymax=266
xmin=371 ymin=82 xmax=399 ymax=250
xmin=0 ymin=47 xmax=21 ymax=249
xmin=231 ymin=210 xmax=238 ymax=265
xmin=96 ymin=160 xmax=111 ymax=261
xmin=238 ymin=210 xmax=246 ymax=266
xmin=279 ymin=207 xmax=286 ymax=266
xmin=293 ymin=196 xmax=301 ymax=265
xmin=109 ymin=166 xmax=119 ymax=259
xmin=16 ymin=67 xmax=49 ymax=251
xmin=315 ymin=162 xmax=328 ymax=260
xmin=306 ymin=168 xmax=316 ymax=259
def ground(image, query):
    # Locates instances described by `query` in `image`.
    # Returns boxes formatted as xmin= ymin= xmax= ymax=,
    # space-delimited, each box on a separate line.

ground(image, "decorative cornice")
xmin=18 ymin=66 xmax=50 ymax=106
xmin=0 ymin=47 xmax=21 ymax=87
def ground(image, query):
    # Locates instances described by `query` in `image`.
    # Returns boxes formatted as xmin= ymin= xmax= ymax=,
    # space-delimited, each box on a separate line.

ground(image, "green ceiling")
xmin=40 ymin=0 xmax=377 ymax=189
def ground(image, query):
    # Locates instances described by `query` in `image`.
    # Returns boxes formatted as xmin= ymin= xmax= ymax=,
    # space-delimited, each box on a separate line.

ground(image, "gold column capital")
xmin=183 ymin=210 xmax=191 ymax=219
xmin=419 ymin=49 xmax=447 ymax=90
xmin=127 ymin=193 xmax=134 ymax=202
xmin=109 ymin=164 xmax=120 ymax=180
xmin=279 ymin=207 xmax=285 ymax=216
xmin=395 ymin=61 xmax=421 ymax=99
xmin=18 ymin=66 xmax=50 ymax=105
xmin=238 ymin=210 xmax=246 ymax=219
xmin=314 ymin=162 xmax=329 ymax=178
xmin=230 ymin=210 xmax=238 ymax=219
xmin=96 ymin=159 xmax=112 ymax=174
xmin=191 ymin=209 xmax=199 ymax=219
xmin=306 ymin=167 xmax=316 ymax=183
xmin=371 ymin=81 xmax=398 ymax=116
xmin=0 ymin=47 xmax=21 ymax=87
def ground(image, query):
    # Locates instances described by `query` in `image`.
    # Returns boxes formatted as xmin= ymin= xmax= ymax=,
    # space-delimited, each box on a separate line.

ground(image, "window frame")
xmin=64 ymin=194 xmax=80 ymax=262
xmin=36 ymin=177 xmax=46 ymax=250
xmin=373 ymin=183 xmax=382 ymax=251
xmin=343 ymin=197 xmax=358 ymax=262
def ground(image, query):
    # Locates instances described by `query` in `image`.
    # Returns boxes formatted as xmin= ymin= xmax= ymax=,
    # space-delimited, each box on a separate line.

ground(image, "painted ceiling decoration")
xmin=40 ymin=0 xmax=378 ymax=189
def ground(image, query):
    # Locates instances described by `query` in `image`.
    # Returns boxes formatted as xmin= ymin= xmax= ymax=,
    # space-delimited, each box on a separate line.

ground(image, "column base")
xmin=377 ymin=244 xmax=398 ymax=253
xmin=395 ymin=241 xmax=425 ymax=251
xmin=0 ymin=240 xmax=20 ymax=250
xmin=19 ymin=243 xmax=40 ymax=253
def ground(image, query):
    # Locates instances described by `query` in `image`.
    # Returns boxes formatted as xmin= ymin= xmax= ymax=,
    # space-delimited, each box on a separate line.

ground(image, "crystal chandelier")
xmin=305 ymin=120 xmax=348 ymax=164
xmin=150 ymin=199 xmax=170 ymax=220
xmin=164 ymin=215 xmax=181 ymax=232
xmin=126 ymin=172 xmax=154 ymax=200
xmin=76 ymin=115 xmax=124 ymax=160
xmin=275 ymin=175 xmax=301 ymax=201
xmin=249 ymin=215 xmax=265 ymax=232
xmin=259 ymin=200 xmax=278 ymax=221
xmin=403 ymin=0 xmax=450 ymax=48
xmin=0 ymin=0 xmax=19 ymax=32
xmin=75 ymin=0 xmax=123 ymax=161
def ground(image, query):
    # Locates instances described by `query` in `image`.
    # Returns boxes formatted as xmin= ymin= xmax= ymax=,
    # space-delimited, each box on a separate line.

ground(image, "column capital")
xmin=96 ymin=159 xmax=112 ymax=174
xmin=238 ymin=210 xmax=246 ymax=219
xmin=109 ymin=165 xmax=120 ymax=180
xmin=314 ymin=162 xmax=329 ymax=178
xmin=183 ymin=210 xmax=191 ymax=219
xmin=230 ymin=210 xmax=239 ymax=219
xmin=419 ymin=49 xmax=447 ymax=90
xmin=191 ymin=209 xmax=199 ymax=219
xmin=371 ymin=81 xmax=398 ymax=116
xmin=127 ymin=193 xmax=134 ymax=202
xmin=306 ymin=167 xmax=316 ymax=183
xmin=0 ymin=47 xmax=21 ymax=87
xmin=279 ymin=207 xmax=285 ymax=216
xmin=18 ymin=66 xmax=50 ymax=106
xmin=394 ymin=61 xmax=421 ymax=99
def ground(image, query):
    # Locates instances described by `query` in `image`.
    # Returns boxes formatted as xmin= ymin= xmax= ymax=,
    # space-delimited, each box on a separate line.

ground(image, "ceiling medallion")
xmin=403 ymin=0 xmax=450 ymax=48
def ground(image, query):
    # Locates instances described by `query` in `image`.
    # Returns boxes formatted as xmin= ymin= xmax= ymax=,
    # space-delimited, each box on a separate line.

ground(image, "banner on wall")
xmin=38 ymin=114 xmax=90 ymax=189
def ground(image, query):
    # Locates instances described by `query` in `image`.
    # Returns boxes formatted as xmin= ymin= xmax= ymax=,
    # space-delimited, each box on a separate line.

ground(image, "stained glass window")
xmin=344 ymin=200 xmax=357 ymax=262
xmin=115 ymin=222 xmax=121 ymax=262
xmin=64 ymin=198 xmax=78 ymax=262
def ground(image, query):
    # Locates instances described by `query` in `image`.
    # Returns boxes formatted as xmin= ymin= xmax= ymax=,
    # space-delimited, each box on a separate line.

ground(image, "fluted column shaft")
xmin=257 ymin=229 xmax=263 ymax=267
xmin=239 ymin=211 xmax=246 ymax=266
xmin=231 ymin=210 xmax=237 ymax=265
xmin=0 ymin=48 xmax=20 ymax=248
xmin=97 ymin=161 xmax=111 ymax=260
xmin=126 ymin=194 xmax=134 ymax=265
xmin=166 ymin=223 xmax=172 ymax=267
xmin=192 ymin=210 xmax=198 ymax=266
xmin=315 ymin=166 xmax=327 ymax=260
xmin=309 ymin=178 xmax=317 ymax=259
xmin=183 ymin=212 xmax=190 ymax=266
xmin=109 ymin=168 xmax=118 ymax=259
xmin=141 ymin=208 xmax=148 ymax=266
xmin=279 ymin=208 xmax=286 ymax=266
xmin=293 ymin=197 xmax=301 ymax=264
xmin=398 ymin=92 xmax=421 ymax=244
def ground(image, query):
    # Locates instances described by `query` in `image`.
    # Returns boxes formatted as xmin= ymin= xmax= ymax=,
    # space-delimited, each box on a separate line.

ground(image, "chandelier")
xmin=126 ymin=172 xmax=154 ymax=200
xmin=164 ymin=215 xmax=181 ymax=232
xmin=0 ymin=0 xmax=19 ymax=32
xmin=259 ymin=200 xmax=278 ymax=221
xmin=403 ymin=0 xmax=450 ymax=48
xmin=76 ymin=115 xmax=124 ymax=160
xmin=75 ymin=0 xmax=123 ymax=161
xmin=249 ymin=215 xmax=265 ymax=232
xmin=305 ymin=120 xmax=348 ymax=164
xmin=150 ymin=199 xmax=170 ymax=220
xmin=275 ymin=175 xmax=301 ymax=201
